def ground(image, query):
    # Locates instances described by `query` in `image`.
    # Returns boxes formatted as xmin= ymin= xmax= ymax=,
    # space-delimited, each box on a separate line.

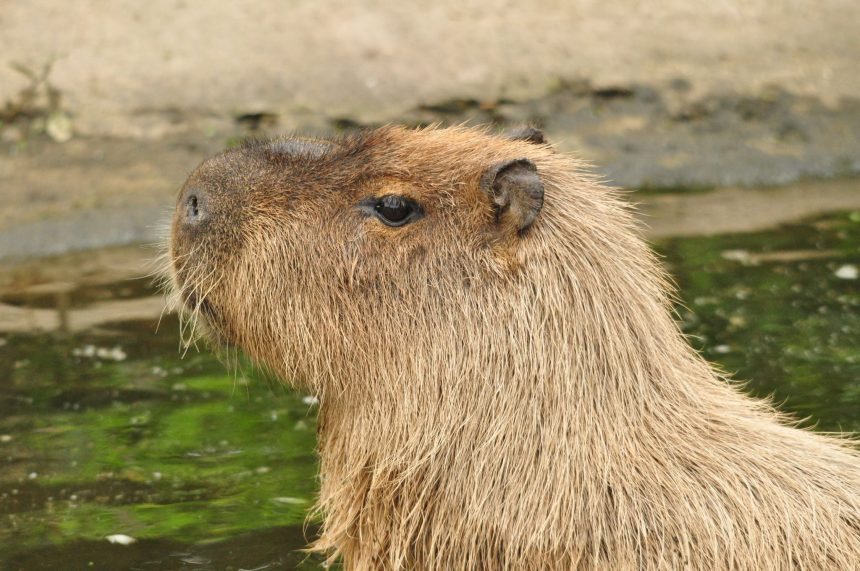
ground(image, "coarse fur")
xmin=167 ymin=125 xmax=860 ymax=570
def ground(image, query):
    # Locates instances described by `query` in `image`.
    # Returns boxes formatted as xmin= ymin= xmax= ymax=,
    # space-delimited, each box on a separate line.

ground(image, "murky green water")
xmin=1 ymin=323 xmax=323 ymax=569
xmin=664 ymin=211 xmax=860 ymax=431
xmin=1 ymin=210 xmax=858 ymax=570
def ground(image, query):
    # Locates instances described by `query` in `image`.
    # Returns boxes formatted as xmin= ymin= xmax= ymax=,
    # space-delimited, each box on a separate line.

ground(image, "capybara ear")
xmin=480 ymin=158 xmax=545 ymax=233
xmin=503 ymin=126 xmax=546 ymax=145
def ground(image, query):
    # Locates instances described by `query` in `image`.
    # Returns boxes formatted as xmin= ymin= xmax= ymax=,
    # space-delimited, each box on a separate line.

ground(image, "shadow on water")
xmin=0 ymin=208 xmax=858 ymax=569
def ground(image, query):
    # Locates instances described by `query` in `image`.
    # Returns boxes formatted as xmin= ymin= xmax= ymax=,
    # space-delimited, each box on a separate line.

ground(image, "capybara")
xmin=168 ymin=126 xmax=860 ymax=570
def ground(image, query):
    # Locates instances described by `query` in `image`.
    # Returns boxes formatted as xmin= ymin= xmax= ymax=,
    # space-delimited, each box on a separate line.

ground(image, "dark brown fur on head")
xmin=168 ymin=125 xmax=860 ymax=570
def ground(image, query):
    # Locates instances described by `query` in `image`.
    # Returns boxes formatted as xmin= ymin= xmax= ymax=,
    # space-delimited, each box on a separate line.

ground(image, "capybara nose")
xmin=179 ymin=187 xmax=208 ymax=227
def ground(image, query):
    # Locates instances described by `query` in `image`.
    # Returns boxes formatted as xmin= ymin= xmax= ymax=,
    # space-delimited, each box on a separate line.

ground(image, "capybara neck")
xmin=169 ymin=126 xmax=860 ymax=570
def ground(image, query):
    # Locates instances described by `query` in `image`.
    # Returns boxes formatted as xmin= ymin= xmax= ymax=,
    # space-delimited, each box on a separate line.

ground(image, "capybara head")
xmin=169 ymin=126 xmax=619 ymax=397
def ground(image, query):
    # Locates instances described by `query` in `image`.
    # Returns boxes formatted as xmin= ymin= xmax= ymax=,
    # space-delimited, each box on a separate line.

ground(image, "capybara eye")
xmin=358 ymin=195 xmax=423 ymax=227
xmin=376 ymin=195 xmax=412 ymax=225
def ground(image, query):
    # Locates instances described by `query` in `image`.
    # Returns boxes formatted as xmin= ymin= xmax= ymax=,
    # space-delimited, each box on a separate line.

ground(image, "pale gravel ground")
xmin=2 ymin=0 xmax=858 ymax=137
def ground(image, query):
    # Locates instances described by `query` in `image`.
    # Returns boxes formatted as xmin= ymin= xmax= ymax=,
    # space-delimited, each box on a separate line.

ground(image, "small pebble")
xmin=73 ymin=345 xmax=126 ymax=361
xmin=105 ymin=534 xmax=137 ymax=546
xmin=272 ymin=496 xmax=306 ymax=505
xmin=46 ymin=111 xmax=73 ymax=143
xmin=834 ymin=264 xmax=858 ymax=280
xmin=721 ymin=249 xmax=750 ymax=262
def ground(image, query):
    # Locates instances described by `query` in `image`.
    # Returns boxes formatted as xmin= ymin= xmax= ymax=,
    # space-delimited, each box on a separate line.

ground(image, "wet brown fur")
xmin=167 ymin=125 xmax=860 ymax=570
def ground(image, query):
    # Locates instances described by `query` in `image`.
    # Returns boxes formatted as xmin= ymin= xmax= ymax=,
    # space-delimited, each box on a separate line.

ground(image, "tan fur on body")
xmin=168 ymin=126 xmax=860 ymax=570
